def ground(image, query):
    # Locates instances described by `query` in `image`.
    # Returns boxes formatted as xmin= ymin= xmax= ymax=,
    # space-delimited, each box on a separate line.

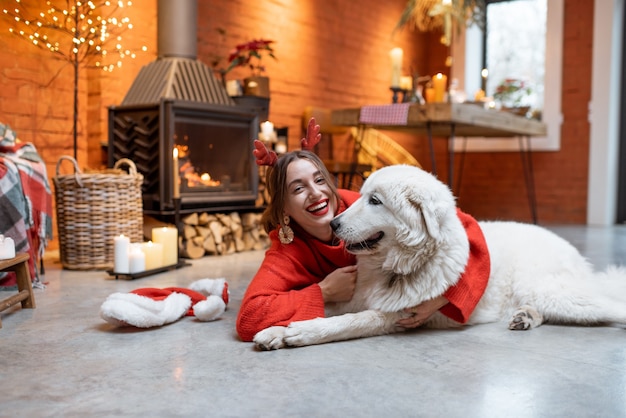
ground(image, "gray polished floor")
xmin=1 ymin=225 xmax=626 ymax=417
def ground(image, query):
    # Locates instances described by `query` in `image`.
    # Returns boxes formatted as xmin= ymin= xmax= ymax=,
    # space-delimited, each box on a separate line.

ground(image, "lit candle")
xmin=275 ymin=142 xmax=287 ymax=154
xmin=399 ymin=76 xmax=413 ymax=91
xmin=389 ymin=47 xmax=403 ymax=87
xmin=261 ymin=121 xmax=274 ymax=140
xmin=173 ymin=148 xmax=180 ymax=199
xmin=128 ymin=243 xmax=145 ymax=274
xmin=432 ymin=73 xmax=448 ymax=102
xmin=141 ymin=241 xmax=163 ymax=270
xmin=481 ymin=68 xmax=489 ymax=93
xmin=151 ymin=226 xmax=178 ymax=266
xmin=0 ymin=234 xmax=16 ymax=260
xmin=113 ymin=234 xmax=130 ymax=273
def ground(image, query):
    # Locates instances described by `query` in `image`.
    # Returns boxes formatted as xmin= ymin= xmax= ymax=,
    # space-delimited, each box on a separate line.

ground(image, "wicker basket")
xmin=53 ymin=156 xmax=144 ymax=270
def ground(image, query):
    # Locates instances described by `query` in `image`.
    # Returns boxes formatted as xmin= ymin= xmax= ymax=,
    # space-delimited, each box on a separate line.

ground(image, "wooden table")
xmin=331 ymin=103 xmax=548 ymax=223
xmin=0 ymin=253 xmax=35 ymax=329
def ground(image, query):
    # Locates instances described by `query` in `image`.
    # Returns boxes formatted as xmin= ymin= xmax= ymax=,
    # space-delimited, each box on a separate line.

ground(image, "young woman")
xmin=236 ymin=119 xmax=488 ymax=342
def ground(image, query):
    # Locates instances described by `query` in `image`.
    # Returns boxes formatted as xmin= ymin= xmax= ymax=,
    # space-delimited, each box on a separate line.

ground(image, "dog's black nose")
xmin=330 ymin=217 xmax=340 ymax=232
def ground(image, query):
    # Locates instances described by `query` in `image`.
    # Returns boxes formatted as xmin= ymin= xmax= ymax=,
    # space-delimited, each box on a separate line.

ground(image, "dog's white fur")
xmin=253 ymin=165 xmax=626 ymax=350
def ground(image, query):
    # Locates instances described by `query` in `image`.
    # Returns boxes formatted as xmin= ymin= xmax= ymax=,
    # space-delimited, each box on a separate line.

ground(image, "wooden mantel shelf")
xmin=331 ymin=103 xmax=547 ymax=138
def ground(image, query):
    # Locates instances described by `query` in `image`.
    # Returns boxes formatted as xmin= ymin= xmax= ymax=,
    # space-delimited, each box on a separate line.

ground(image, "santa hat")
xmin=100 ymin=278 xmax=229 ymax=328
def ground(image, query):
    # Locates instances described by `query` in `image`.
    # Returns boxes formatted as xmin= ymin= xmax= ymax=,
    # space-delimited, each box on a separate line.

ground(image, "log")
xmin=195 ymin=225 xmax=212 ymax=239
xmin=243 ymin=232 xmax=255 ymax=251
xmin=226 ymin=239 xmax=236 ymax=254
xmin=180 ymin=239 xmax=205 ymax=259
xmin=182 ymin=212 xmax=199 ymax=225
xmin=209 ymin=221 xmax=223 ymax=244
xmin=235 ymin=236 xmax=245 ymax=252
xmin=230 ymin=221 xmax=241 ymax=234
xmin=203 ymin=235 xmax=217 ymax=254
xmin=241 ymin=213 xmax=252 ymax=227
xmin=198 ymin=212 xmax=211 ymax=225
xmin=183 ymin=224 xmax=196 ymax=240
xmin=253 ymin=241 xmax=267 ymax=251
xmin=216 ymin=213 xmax=232 ymax=228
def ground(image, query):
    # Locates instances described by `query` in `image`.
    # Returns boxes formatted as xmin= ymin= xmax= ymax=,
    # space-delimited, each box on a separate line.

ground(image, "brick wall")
xmin=0 ymin=0 xmax=594 ymax=250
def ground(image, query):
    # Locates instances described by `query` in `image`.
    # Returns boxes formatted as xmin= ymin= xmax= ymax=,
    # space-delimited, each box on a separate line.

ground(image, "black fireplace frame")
xmin=108 ymin=99 xmax=260 ymax=215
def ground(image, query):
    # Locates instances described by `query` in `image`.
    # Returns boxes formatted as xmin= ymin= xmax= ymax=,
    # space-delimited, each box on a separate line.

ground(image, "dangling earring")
xmin=279 ymin=213 xmax=294 ymax=244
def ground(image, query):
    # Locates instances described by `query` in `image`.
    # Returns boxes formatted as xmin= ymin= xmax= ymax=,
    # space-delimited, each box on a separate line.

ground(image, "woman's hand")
xmin=319 ymin=265 xmax=358 ymax=303
xmin=396 ymin=296 xmax=449 ymax=328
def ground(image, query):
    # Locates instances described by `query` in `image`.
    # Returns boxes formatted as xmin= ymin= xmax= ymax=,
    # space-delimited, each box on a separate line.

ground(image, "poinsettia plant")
xmin=493 ymin=78 xmax=533 ymax=107
xmin=225 ymin=39 xmax=277 ymax=76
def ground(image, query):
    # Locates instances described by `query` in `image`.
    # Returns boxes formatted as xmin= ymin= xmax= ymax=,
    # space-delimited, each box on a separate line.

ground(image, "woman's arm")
xmin=236 ymin=254 xmax=325 ymax=341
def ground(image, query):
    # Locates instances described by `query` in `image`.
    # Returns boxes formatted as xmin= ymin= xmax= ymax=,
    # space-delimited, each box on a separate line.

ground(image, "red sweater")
xmin=236 ymin=194 xmax=490 ymax=341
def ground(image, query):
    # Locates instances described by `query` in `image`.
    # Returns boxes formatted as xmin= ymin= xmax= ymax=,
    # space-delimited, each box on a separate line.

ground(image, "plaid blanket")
xmin=359 ymin=103 xmax=411 ymax=125
xmin=0 ymin=124 xmax=53 ymax=288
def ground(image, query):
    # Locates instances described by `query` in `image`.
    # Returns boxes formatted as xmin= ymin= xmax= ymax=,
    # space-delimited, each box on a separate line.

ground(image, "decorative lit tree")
xmin=2 ymin=0 xmax=147 ymax=159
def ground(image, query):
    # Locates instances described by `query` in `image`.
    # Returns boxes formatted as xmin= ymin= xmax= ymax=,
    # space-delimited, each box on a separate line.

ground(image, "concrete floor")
xmin=1 ymin=225 xmax=626 ymax=417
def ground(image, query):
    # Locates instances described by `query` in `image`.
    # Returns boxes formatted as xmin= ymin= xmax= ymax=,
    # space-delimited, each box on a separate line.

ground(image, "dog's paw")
xmin=283 ymin=319 xmax=327 ymax=347
xmin=508 ymin=305 xmax=543 ymax=330
xmin=253 ymin=326 xmax=287 ymax=350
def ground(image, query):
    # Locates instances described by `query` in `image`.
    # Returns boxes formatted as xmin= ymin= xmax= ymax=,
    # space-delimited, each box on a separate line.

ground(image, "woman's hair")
xmin=261 ymin=150 xmax=340 ymax=233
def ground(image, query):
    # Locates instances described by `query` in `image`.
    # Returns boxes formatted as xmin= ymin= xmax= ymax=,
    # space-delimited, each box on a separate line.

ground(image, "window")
xmin=452 ymin=0 xmax=563 ymax=151
xmin=485 ymin=0 xmax=546 ymax=110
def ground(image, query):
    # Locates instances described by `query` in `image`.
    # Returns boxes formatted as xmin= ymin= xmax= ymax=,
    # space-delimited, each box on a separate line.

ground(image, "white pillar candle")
xmin=141 ymin=241 xmax=163 ymax=270
xmin=128 ymin=243 xmax=146 ymax=274
xmin=0 ymin=235 xmax=16 ymax=260
xmin=113 ymin=234 xmax=130 ymax=273
xmin=260 ymin=121 xmax=274 ymax=140
xmin=389 ymin=47 xmax=403 ymax=87
xmin=151 ymin=227 xmax=178 ymax=266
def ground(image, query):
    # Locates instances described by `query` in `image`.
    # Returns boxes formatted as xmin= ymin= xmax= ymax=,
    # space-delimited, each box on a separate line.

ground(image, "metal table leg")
xmin=519 ymin=135 xmax=538 ymax=224
xmin=448 ymin=124 xmax=456 ymax=191
xmin=427 ymin=122 xmax=437 ymax=176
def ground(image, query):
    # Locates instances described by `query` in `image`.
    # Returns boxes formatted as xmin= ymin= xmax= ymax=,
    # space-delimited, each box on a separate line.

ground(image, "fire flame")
xmin=180 ymin=161 xmax=220 ymax=187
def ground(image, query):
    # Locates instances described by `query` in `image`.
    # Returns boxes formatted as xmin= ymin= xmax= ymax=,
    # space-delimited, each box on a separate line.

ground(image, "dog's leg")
xmin=283 ymin=310 xmax=405 ymax=347
xmin=253 ymin=326 xmax=288 ymax=350
xmin=508 ymin=305 xmax=543 ymax=330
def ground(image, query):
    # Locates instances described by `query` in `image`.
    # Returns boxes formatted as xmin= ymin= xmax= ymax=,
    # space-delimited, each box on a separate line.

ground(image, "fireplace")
xmin=108 ymin=0 xmax=264 ymax=215
xmin=108 ymin=100 xmax=259 ymax=214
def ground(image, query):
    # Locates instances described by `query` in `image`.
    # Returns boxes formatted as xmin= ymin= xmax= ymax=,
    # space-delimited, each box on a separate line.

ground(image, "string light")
xmin=2 ymin=0 xmax=146 ymax=71
xmin=1 ymin=0 xmax=149 ymax=159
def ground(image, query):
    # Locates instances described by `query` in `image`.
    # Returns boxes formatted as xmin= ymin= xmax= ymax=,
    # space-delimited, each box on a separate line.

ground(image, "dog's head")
xmin=331 ymin=165 xmax=459 ymax=274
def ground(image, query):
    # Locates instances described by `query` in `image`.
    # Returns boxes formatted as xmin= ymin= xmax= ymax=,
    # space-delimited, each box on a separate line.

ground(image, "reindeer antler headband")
xmin=253 ymin=117 xmax=321 ymax=167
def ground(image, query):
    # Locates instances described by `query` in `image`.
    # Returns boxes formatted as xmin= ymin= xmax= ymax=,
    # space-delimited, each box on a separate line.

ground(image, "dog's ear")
xmin=406 ymin=192 xmax=447 ymax=242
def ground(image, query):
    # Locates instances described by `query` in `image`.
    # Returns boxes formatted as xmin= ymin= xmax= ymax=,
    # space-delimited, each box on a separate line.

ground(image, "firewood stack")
xmin=255 ymin=166 xmax=271 ymax=207
xmin=179 ymin=211 xmax=269 ymax=259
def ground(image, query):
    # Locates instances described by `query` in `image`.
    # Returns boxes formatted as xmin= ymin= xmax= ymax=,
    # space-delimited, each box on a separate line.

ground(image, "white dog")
xmin=253 ymin=165 xmax=626 ymax=350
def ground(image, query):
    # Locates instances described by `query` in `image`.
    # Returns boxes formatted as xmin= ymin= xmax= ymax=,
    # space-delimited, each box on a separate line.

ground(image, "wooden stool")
xmin=0 ymin=253 xmax=36 ymax=329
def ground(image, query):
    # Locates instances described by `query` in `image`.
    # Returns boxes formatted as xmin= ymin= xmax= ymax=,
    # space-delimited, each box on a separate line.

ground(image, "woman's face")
xmin=283 ymin=158 xmax=337 ymax=242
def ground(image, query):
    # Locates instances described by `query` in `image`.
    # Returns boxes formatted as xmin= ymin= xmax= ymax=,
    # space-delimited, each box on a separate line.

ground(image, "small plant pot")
xmin=243 ymin=76 xmax=270 ymax=98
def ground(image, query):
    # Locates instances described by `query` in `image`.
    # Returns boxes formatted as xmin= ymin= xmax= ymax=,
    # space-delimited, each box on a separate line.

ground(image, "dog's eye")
xmin=369 ymin=195 xmax=382 ymax=205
